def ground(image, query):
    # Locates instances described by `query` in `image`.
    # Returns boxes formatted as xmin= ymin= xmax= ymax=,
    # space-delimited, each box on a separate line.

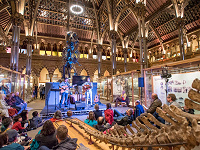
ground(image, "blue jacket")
xmin=135 ymin=104 xmax=144 ymax=118
xmin=13 ymin=95 xmax=24 ymax=105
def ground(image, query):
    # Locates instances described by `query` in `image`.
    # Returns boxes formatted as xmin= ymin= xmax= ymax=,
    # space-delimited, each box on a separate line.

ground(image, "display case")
xmin=97 ymin=76 xmax=112 ymax=101
xmin=144 ymin=56 xmax=200 ymax=110
xmin=0 ymin=65 xmax=29 ymax=102
xmin=97 ymin=70 xmax=140 ymax=106
xmin=112 ymin=71 xmax=139 ymax=106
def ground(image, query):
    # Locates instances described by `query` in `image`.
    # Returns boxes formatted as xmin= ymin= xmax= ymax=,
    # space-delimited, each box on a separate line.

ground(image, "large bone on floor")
xmin=192 ymin=78 xmax=200 ymax=91
xmin=156 ymin=107 xmax=178 ymax=126
xmin=185 ymin=98 xmax=200 ymax=111
xmin=170 ymin=105 xmax=200 ymax=121
xmin=162 ymin=104 xmax=187 ymax=124
xmin=188 ymin=89 xmax=200 ymax=103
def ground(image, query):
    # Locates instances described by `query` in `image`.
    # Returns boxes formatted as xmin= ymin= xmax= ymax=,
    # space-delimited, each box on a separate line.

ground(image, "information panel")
xmin=153 ymin=71 xmax=200 ymax=106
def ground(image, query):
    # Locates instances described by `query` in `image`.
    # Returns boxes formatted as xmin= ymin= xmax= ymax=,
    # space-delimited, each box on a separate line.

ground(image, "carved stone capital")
xmin=11 ymin=12 xmax=24 ymax=26
xmin=26 ymin=36 xmax=34 ymax=44
xmin=123 ymin=48 xmax=128 ymax=54
xmin=134 ymin=3 xmax=147 ymax=17
xmin=97 ymin=44 xmax=102 ymax=52
xmin=176 ymin=17 xmax=185 ymax=27
xmin=109 ymin=30 xmax=117 ymax=40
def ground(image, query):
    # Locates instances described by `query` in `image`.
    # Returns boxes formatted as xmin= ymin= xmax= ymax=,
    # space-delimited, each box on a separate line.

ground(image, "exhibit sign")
xmin=153 ymin=71 xmax=200 ymax=106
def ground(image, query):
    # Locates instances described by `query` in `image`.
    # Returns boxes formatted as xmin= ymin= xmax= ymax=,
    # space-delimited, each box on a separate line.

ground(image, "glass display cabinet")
xmin=144 ymin=56 xmax=200 ymax=111
xmin=97 ymin=70 xmax=140 ymax=106
xmin=0 ymin=65 xmax=29 ymax=102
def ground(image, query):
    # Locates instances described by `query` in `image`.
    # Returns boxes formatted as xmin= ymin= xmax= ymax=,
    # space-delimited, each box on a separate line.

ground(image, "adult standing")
xmin=83 ymin=77 xmax=93 ymax=106
xmin=41 ymin=85 xmax=45 ymax=100
xmin=59 ymin=78 xmax=70 ymax=108
xmin=34 ymin=84 xmax=38 ymax=99
xmin=39 ymin=85 xmax=43 ymax=99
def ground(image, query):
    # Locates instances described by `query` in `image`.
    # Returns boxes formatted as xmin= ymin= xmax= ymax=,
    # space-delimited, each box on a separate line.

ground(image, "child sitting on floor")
xmin=29 ymin=111 xmax=43 ymax=129
xmin=12 ymin=115 xmax=25 ymax=133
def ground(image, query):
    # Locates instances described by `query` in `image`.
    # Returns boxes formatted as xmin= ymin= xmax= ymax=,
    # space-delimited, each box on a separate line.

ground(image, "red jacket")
xmin=104 ymin=109 xmax=114 ymax=125
xmin=12 ymin=122 xmax=24 ymax=131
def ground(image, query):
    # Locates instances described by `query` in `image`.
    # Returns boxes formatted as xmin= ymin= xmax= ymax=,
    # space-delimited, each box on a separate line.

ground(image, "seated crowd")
xmin=0 ymin=92 xmax=27 ymax=118
xmin=0 ymin=92 xmax=195 ymax=150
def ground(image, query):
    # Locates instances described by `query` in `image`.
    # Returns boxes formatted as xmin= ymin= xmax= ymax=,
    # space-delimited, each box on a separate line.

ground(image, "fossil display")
xmin=65 ymin=78 xmax=200 ymax=149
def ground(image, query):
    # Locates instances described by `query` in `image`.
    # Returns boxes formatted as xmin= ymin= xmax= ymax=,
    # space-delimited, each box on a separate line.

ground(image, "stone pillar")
xmin=177 ymin=17 xmax=185 ymax=60
xmin=97 ymin=44 xmax=102 ymax=78
xmin=10 ymin=12 xmax=24 ymax=71
xmin=123 ymin=48 xmax=128 ymax=72
xmin=49 ymin=73 xmax=53 ymax=82
xmin=110 ymin=30 xmax=117 ymax=75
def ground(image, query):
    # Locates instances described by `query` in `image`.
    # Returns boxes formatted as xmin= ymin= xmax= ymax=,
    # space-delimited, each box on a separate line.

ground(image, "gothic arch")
xmin=104 ymin=70 xmax=110 ymax=77
xmin=80 ymin=69 xmax=88 ymax=76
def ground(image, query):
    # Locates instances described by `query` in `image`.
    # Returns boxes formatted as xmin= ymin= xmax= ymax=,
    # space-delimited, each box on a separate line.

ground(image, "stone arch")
xmin=104 ymin=70 xmax=110 ymax=77
xmin=53 ymin=68 xmax=62 ymax=82
xmin=39 ymin=67 xmax=49 ymax=83
xmin=80 ymin=69 xmax=88 ymax=76
xmin=116 ymin=70 xmax=121 ymax=75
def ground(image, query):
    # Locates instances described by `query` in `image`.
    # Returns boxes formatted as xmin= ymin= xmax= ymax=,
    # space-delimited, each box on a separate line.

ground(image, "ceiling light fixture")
xmin=70 ymin=4 xmax=83 ymax=15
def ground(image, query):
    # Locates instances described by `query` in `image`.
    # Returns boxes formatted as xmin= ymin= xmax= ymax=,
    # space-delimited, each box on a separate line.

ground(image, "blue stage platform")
xmin=40 ymin=103 xmax=106 ymax=117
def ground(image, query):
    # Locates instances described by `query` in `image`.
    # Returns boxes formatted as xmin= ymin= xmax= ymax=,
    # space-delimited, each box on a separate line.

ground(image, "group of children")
xmin=0 ymin=110 xmax=43 ymax=150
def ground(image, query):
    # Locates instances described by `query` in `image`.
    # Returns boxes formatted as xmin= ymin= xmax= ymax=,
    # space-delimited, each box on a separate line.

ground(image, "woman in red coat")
xmin=104 ymin=103 xmax=114 ymax=125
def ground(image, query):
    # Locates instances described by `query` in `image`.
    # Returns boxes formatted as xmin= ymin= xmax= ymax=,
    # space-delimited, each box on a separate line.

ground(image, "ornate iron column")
xmin=25 ymin=36 xmax=34 ymax=99
xmin=123 ymin=48 xmax=128 ymax=72
xmin=10 ymin=12 xmax=24 ymax=71
xmin=97 ymin=44 xmax=102 ymax=78
xmin=134 ymin=2 xmax=147 ymax=77
xmin=177 ymin=17 xmax=185 ymax=60
xmin=110 ymin=30 xmax=117 ymax=75
xmin=26 ymin=36 xmax=34 ymax=76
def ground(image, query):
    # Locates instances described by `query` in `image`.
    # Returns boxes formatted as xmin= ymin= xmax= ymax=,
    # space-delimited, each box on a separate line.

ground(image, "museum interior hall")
xmin=0 ymin=0 xmax=200 ymax=149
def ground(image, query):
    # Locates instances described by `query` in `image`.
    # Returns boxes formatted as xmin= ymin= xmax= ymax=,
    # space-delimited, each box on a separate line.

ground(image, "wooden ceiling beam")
xmin=0 ymin=3 xmax=9 ymax=13
xmin=124 ymin=0 xmax=172 ymax=36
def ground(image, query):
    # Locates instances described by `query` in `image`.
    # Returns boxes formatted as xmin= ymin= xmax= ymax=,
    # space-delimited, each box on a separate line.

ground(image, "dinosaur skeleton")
xmin=65 ymin=78 xmax=200 ymax=150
